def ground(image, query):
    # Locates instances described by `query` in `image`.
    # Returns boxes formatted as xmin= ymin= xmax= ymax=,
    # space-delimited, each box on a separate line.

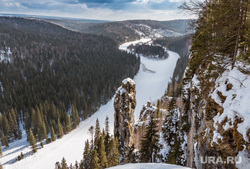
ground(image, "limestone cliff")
xmin=114 ymin=78 xmax=136 ymax=148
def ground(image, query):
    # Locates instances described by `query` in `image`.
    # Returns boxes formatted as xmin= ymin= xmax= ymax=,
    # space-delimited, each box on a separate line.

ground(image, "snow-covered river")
xmin=1 ymin=39 xmax=179 ymax=169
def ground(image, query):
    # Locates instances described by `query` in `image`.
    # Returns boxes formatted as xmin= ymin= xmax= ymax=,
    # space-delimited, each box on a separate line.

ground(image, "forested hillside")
xmin=43 ymin=19 xmax=192 ymax=44
xmin=0 ymin=17 xmax=140 ymax=146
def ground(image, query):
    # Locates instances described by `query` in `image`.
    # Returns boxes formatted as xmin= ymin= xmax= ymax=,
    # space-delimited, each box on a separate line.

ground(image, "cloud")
xmin=0 ymin=0 xmax=191 ymax=20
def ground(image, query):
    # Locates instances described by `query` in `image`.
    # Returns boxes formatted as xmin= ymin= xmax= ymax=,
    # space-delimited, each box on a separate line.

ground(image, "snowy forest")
xmin=0 ymin=0 xmax=250 ymax=169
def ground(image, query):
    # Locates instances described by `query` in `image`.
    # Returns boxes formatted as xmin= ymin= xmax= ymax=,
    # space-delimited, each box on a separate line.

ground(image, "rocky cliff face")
xmin=114 ymin=78 xmax=136 ymax=148
xmin=181 ymin=63 xmax=250 ymax=169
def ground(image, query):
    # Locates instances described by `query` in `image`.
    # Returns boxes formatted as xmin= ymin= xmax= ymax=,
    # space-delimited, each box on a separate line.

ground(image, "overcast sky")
xmin=0 ymin=0 xmax=192 ymax=21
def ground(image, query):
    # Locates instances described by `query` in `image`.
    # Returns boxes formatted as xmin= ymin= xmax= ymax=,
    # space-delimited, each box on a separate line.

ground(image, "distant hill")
xmin=41 ymin=18 xmax=194 ymax=44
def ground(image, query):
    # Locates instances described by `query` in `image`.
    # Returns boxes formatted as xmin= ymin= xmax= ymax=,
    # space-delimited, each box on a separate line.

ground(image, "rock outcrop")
xmin=114 ymin=78 xmax=136 ymax=148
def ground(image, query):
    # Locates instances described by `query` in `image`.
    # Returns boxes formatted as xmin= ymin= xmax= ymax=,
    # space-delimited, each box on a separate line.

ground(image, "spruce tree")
xmin=71 ymin=102 xmax=80 ymax=128
xmin=89 ymin=126 xmax=94 ymax=148
xmin=83 ymin=140 xmax=91 ymax=169
xmin=162 ymin=98 xmax=177 ymax=145
xmin=29 ymin=128 xmax=37 ymax=153
xmin=2 ymin=115 xmax=10 ymax=136
xmin=90 ymin=149 xmax=101 ymax=169
xmin=140 ymin=116 xmax=160 ymax=163
xmin=104 ymin=116 xmax=110 ymax=151
xmin=107 ymin=137 xmax=119 ymax=167
xmin=0 ymin=132 xmax=8 ymax=148
xmin=165 ymin=136 xmax=184 ymax=165
xmin=94 ymin=118 xmax=101 ymax=148
xmin=51 ymin=126 xmax=56 ymax=141
xmin=57 ymin=118 xmax=64 ymax=138
xmin=61 ymin=157 xmax=68 ymax=169
xmin=97 ymin=136 xmax=108 ymax=168
xmin=42 ymin=121 xmax=47 ymax=140
xmin=65 ymin=113 xmax=71 ymax=133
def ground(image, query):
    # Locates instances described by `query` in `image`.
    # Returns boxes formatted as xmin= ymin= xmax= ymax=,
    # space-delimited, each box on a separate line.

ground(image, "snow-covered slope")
xmin=0 ymin=39 xmax=179 ymax=169
xmin=107 ymin=163 xmax=190 ymax=169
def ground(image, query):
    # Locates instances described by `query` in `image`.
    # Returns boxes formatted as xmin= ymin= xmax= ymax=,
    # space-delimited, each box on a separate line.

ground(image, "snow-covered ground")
xmin=0 ymin=38 xmax=179 ymax=169
xmin=107 ymin=163 xmax=191 ymax=169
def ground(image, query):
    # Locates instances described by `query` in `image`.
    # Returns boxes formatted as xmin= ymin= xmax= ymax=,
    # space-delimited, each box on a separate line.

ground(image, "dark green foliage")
xmin=61 ymin=157 xmax=68 ymax=169
xmin=140 ymin=116 xmax=160 ymax=163
xmin=94 ymin=119 xmax=101 ymax=148
xmin=165 ymin=136 xmax=184 ymax=165
xmin=128 ymin=44 xmax=169 ymax=59
xmin=126 ymin=144 xmax=137 ymax=163
xmin=90 ymin=149 xmax=101 ymax=169
xmin=162 ymin=98 xmax=184 ymax=165
xmin=0 ymin=17 xmax=140 ymax=141
xmin=64 ymin=113 xmax=72 ymax=134
xmin=57 ymin=118 xmax=64 ymax=138
xmin=0 ymin=131 xmax=8 ymax=148
xmin=104 ymin=116 xmax=110 ymax=152
xmin=83 ymin=140 xmax=91 ymax=169
xmin=71 ymin=103 xmax=80 ymax=129
xmin=51 ymin=126 xmax=56 ymax=142
xmin=107 ymin=137 xmax=119 ymax=167
xmin=162 ymin=99 xmax=178 ymax=145
xmin=97 ymin=136 xmax=108 ymax=168
xmin=29 ymin=128 xmax=37 ymax=153
xmin=89 ymin=126 xmax=94 ymax=148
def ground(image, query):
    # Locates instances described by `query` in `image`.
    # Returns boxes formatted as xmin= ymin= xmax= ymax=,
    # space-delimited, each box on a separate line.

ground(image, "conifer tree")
xmin=107 ymin=137 xmax=119 ymax=167
xmin=0 ymin=146 xmax=2 ymax=156
xmin=165 ymin=136 xmax=184 ymax=165
xmin=97 ymin=136 xmax=108 ymax=168
xmin=94 ymin=118 xmax=101 ymax=148
xmin=2 ymin=115 xmax=10 ymax=136
xmin=42 ymin=121 xmax=47 ymax=140
xmin=83 ymin=140 xmax=91 ymax=169
xmin=74 ymin=161 xmax=79 ymax=169
xmin=61 ymin=157 xmax=68 ymax=169
xmin=89 ymin=126 xmax=94 ymax=148
xmin=140 ymin=116 xmax=160 ymax=163
xmin=90 ymin=149 xmax=101 ymax=169
xmin=29 ymin=128 xmax=37 ymax=153
xmin=71 ymin=103 xmax=80 ymax=128
xmin=104 ymin=116 xmax=110 ymax=151
xmin=51 ymin=126 xmax=56 ymax=141
xmin=57 ymin=118 xmax=64 ymax=138
xmin=1 ymin=132 xmax=8 ymax=147
xmin=162 ymin=98 xmax=177 ymax=145
xmin=65 ymin=113 xmax=71 ymax=133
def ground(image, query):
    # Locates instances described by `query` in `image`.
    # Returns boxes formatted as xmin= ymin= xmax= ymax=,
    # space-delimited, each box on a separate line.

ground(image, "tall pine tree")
xmin=140 ymin=116 xmax=160 ymax=163
xmin=29 ymin=128 xmax=37 ymax=153
xmin=57 ymin=118 xmax=64 ymax=138
xmin=107 ymin=137 xmax=119 ymax=167
xmin=97 ymin=136 xmax=108 ymax=168
xmin=94 ymin=118 xmax=101 ymax=148
xmin=83 ymin=140 xmax=91 ymax=169
xmin=51 ymin=126 xmax=56 ymax=141
xmin=90 ymin=149 xmax=101 ymax=169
